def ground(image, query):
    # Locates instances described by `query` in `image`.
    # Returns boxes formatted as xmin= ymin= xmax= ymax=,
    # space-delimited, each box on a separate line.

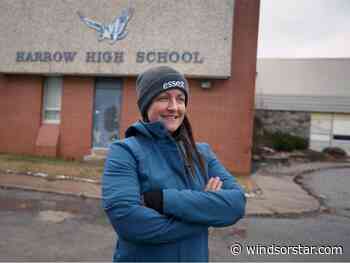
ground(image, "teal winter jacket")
xmin=102 ymin=121 xmax=246 ymax=262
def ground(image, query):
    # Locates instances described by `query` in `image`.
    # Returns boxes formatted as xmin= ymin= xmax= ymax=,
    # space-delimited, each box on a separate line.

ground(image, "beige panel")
xmin=310 ymin=113 xmax=350 ymax=154
xmin=333 ymin=114 xmax=350 ymax=135
xmin=309 ymin=141 xmax=329 ymax=152
xmin=332 ymin=114 xmax=350 ymax=154
xmin=0 ymin=0 xmax=234 ymax=78
xmin=310 ymin=113 xmax=331 ymax=152
xmin=310 ymin=134 xmax=330 ymax=142
xmin=310 ymin=113 xmax=332 ymax=135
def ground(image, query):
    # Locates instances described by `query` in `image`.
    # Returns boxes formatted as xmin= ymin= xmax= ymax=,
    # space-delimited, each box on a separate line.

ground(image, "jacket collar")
xmin=125 ymin=120 xmax=171 ymax=139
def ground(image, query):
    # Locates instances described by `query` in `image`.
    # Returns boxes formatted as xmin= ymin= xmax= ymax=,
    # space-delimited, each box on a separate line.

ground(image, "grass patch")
xmin=269 ymin=131 xmax=308 ymax=152
xmin=0 ymin=153 xmax=104 ymax=180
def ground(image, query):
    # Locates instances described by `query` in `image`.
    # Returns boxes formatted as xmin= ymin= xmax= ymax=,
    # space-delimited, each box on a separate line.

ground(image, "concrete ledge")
xmin=35 ymin=124 xmax=60 ymax=157
xmin=0 ymin=173 xmax=100 ymax=199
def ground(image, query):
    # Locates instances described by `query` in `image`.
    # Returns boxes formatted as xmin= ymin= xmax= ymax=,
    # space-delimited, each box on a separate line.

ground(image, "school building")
xmin=0 ymin=0 xmax=260 ymax=174
xmin=256 ymin=58 xmax=350 ymax=155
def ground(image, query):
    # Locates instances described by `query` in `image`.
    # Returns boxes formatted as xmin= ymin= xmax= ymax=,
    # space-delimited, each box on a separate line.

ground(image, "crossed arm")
xmin=162 ymin=143 xmax=246 ymax=227
xmin=102 ymin=142 xmax=207 ymax=244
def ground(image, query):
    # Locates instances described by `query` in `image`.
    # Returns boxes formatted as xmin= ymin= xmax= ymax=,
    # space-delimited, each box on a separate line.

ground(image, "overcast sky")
xmin=257 ymin=0 xmax=350 ymax=58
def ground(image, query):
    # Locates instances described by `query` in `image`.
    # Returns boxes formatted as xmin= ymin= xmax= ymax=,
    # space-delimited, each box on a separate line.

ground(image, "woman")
xmin=102 ymin=66 xmax=246 ymax=262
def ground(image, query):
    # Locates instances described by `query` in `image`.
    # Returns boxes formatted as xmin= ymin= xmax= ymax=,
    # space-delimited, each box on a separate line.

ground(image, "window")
xmin=43 ymin=77 xmax=62 ymax=123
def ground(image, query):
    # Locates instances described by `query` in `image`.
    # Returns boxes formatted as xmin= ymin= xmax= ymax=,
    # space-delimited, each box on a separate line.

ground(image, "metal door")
xmin=93 ymin=78 xmax=122 ymax=148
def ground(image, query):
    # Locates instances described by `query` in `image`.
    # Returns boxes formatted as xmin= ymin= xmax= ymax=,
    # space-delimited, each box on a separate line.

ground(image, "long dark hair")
xmin=174 ymin=115 xmax=207 ymax=179
xmin=143 ymin=112 xmax=207 ymax=179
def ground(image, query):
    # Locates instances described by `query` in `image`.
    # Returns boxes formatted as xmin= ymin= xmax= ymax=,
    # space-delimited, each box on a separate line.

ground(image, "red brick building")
xmin=0 ymin=0 xmax=260 ymax=175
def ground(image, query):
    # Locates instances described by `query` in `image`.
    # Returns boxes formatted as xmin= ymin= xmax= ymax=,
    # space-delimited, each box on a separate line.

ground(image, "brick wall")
xmin=59 ymin=77 xmax=94 ymax=159
xmin=119 ymin=78 xmax=139 ymax=133
xmin=0 ymin=0 xmax=260 ymax=173
xmin=0 ymin=75 xmax=42 ymax=155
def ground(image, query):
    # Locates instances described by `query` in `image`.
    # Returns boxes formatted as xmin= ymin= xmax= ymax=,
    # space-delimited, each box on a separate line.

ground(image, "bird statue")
xmin=77 ymin=8 xmax=134 ymax=44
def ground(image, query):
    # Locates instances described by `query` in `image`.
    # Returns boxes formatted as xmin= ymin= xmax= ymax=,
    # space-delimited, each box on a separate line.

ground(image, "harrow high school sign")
xmin=0 ymin=0 xmax=235 ymax=78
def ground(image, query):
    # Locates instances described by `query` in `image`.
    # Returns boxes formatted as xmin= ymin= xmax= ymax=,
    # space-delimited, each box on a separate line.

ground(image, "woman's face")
xmin=147 ymin=89 xmax=186 ymax=133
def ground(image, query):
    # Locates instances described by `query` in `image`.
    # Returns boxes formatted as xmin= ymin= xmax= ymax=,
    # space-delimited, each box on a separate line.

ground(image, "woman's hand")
xmin=204 ymin=177 xmax=223 ymax=192
xmin=143 ymin=191 xmax=163 ymax=214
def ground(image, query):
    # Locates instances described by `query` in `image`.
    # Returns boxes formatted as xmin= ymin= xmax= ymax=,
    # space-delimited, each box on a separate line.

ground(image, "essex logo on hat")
xmin=163 ymin=80 xmax=185 ymax=90
xmin=77 ymin=8 xmax=134 ymax=44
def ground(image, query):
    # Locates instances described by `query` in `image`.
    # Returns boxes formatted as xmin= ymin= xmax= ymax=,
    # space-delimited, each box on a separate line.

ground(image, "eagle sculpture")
xmin=77 ymin=8 xmax=134 ymax=44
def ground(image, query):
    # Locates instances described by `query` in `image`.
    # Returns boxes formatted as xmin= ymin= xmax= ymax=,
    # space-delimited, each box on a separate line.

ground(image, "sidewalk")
xmin=1 ymin=162 xmax=350 ymax=216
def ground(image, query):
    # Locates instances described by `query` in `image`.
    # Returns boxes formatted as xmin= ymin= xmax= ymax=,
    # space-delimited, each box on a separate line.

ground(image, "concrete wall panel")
xmin=0 ymin=0 xmax=234 ymax=78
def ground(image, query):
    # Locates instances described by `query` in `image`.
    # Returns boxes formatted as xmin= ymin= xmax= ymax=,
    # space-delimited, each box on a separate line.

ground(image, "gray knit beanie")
xmin=136 ymin=66 xmax=189 ymax=120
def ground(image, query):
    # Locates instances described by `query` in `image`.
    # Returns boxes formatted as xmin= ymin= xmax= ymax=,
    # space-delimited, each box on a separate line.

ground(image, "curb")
xmin=258 ymin=162 xmax=350 ymax=176
xmin=245 ymin=163 xmax=350 ymax=217
xmin=2 ymin=169 xmax=100 ymax=184
xmin=293 ymin=165 xmax=350 ymax=212
xmin=0 ymin=183 xmax=100 ymax=200
xmin=0 ymin=171 xmax=101 ymax=200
